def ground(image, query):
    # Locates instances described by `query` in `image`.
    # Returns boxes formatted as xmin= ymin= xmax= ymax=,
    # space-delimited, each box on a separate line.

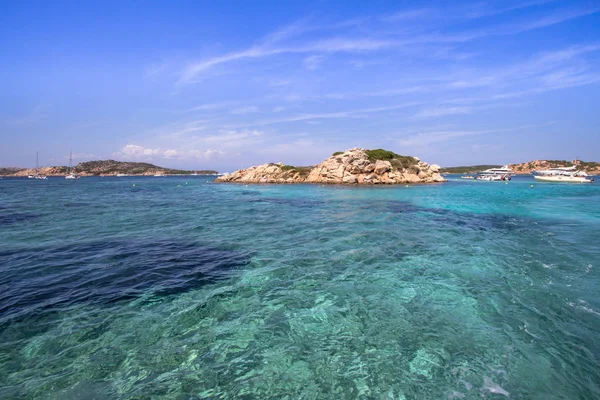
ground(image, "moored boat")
xmin=33 ymin=152 xmax=47 ymax=180
xmin=532 ymin=166 xmax=594 ymax=183
xmin=65 ymin=150 xmax=79 ymax=180
xmin=475 ymin=165 xmax=513 ymax=181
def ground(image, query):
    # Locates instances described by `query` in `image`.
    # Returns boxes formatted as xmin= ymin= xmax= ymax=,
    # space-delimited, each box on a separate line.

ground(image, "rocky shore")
xmin=216 ymin=148 xmax=445 ymax=185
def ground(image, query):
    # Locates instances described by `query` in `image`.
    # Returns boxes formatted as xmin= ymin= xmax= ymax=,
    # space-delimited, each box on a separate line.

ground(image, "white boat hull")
xmin=533 ymin=175 xmax=593 ymax=183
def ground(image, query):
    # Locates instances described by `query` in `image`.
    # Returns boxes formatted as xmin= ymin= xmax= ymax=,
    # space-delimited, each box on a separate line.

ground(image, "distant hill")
xmin=440 ymin=165 xmax=501 ymax=174
xmin=0 ymin=160 xmax=218 ymax=176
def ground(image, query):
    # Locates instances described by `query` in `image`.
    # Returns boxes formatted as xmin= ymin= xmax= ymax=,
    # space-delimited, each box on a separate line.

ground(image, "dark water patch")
xmin=63 ymin=202 xmax=90 ymax=208
xmin=250 ymin=197 xmax=323 ymax=208
xmin=383 ymin=200 xmax=539 ymax=234
xmin=0 ymin=239 xmax=249 ymax=323
xmin=0 ymin=212 xmax=40 ymax=226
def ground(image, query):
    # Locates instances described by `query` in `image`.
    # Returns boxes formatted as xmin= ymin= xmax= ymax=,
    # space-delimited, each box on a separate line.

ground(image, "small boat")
xmin=116 ymin=173 xmax=128 ymax=177
xmin=65 ymin=150 xmax=79 ymax=180
xmin=461 ymin=175 xmax=475 ymax=179
xmin=154 ymin=173 xmax=165 ymax=177
xmin=533 ymin=166 xmax=594 ymax=183
xmin=33 ymin=152 xmax=47 ymax=180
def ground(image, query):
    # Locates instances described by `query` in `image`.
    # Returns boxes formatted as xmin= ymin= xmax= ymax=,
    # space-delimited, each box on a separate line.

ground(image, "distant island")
xmin=0 ymin=160 xmax=218 ymax=177
xmin=440 ymin=165 xmax=502 ymax=174
xmin=216 ymin=148 xmax=445 ymax=184
xmin=509 ymin=160 xmax=600 ymax=175
xmin=441 ymin=160 xmax=600 ymax=175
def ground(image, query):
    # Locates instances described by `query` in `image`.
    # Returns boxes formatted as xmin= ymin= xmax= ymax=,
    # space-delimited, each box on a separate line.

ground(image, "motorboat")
xmin=533 ymin=166 xmax=594 ymax=183
xmin=479 ymin=165 xmax=514 ymax=176
xmin=475 ymin=174 xmax=510 ymax=181
xmin=475 ymin=165 xmax=513 ymax=181
xmin=461 ymin=175 xmax=475 ymax=179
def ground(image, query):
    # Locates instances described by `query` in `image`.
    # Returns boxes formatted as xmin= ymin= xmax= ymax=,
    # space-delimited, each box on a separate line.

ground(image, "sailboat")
xmin=34 ymin=152 xmax=47 ymax=180
xmin=65 ymin=150 xmax=79 ymax=180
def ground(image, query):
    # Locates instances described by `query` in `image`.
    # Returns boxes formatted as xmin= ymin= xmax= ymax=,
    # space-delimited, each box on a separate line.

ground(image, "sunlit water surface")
xmin=0 ymin=175 xmax=599 ymax=399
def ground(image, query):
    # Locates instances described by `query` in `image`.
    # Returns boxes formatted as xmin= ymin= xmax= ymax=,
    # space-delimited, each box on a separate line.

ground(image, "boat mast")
xmin=36 ymin=151 xmax=39 ymax=175
xmin=69 ymin=150 xmax=72 ymax=174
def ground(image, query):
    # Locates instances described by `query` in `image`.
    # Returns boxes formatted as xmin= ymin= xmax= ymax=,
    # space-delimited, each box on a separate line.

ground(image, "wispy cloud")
xmin=465 ymin=0 xmax=555 ymax=19
xmin=250 ymin=102 xmax=421 ymax=126
xmin=178 ymin=38 xmax=400 ymax=84
xmin=381 ymin=8 xmax=432 ymax=22
xmin=303 ymin=55 xmax=325 ymax=70
xmin=414 ymin=106 xmax=473 ymax=118
xmin=230 ymin=106 xmax=259 ymax=114
xmin=397 ymin=121 xmax=558 ymax=147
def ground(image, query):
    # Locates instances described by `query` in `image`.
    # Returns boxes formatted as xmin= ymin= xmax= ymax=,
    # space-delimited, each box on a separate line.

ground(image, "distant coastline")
xmin=0 ymin=160 xmax=219 ymax=177
xmin=441 ymin=159 xmax=600 ymax=175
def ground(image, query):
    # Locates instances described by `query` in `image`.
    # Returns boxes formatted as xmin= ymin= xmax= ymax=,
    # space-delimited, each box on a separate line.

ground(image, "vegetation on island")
xmin=440 ymin=165 xmax=502 ymax=174
xmin=332 ymin=148 xmax=419 ymax=171
xmin=279 ymin=164 xmax=313 ymax=177
xmin=73 ymin=160 xmax=218 ymax=176
xmin=365 ymin=149 xmax=418 ymax=170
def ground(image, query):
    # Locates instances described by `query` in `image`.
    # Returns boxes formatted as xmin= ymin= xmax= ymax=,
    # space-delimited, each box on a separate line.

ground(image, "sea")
xmin=0 ymin=174 xmax=599 ymax=399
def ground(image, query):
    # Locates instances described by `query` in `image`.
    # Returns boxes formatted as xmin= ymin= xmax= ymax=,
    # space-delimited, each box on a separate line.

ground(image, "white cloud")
xmin=272 ymin=106 xmax=286 ymax=113
xmin=115 ymin=144 xmax=179 ymax=159
xmin=189 ymin=149 xmax=226 ymax=158
xmin=114 ymin=144 xmax=227 ymax=161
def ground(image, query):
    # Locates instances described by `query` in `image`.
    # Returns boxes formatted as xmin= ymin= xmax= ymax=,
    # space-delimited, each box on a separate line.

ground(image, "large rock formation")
xmin=216 ymin=148 xmax=445 ymax=184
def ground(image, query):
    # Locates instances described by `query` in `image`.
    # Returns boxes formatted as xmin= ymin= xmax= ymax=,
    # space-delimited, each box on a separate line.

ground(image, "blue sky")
xmin=1 ymin=0 xmax=599 ymax=171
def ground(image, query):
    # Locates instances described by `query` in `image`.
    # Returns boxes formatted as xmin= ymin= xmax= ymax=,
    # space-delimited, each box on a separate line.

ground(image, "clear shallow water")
xmin=0 ymin=175 xmax=599 ymax=399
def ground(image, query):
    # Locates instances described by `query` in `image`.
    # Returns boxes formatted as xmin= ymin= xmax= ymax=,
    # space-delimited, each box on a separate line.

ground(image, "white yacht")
xmin=65 ymin=150 xmax=79 ymax=180
xmin=533 ymin=166 xmax=594 ymax=183
xmin=475 ymin=165 xmax=513 ymax=181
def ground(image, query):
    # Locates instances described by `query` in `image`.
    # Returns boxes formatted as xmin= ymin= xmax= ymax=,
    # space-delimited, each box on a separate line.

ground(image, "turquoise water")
xmin=0 ymin=175 xmax=599 ymax=399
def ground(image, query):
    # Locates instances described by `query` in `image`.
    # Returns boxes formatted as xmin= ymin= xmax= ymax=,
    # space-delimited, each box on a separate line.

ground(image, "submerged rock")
xmin=216 ymin=148 xmax=446 ymax=185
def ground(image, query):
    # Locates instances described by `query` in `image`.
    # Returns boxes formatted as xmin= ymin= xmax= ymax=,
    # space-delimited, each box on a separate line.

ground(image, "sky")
xmin=1 ymin=0 xmax=599 ymax=171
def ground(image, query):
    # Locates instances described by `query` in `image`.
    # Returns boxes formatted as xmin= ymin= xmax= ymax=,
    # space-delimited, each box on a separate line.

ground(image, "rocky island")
xmin=0 ymin=160 xmax=218 ymax=177
xmin=216 ymin=148 xmax=445 ymax=184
